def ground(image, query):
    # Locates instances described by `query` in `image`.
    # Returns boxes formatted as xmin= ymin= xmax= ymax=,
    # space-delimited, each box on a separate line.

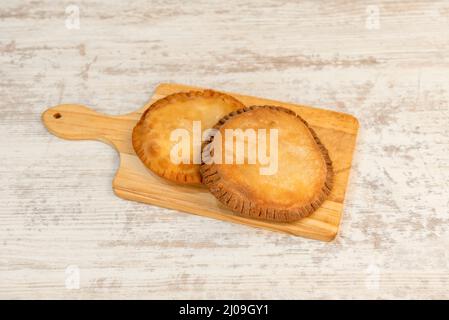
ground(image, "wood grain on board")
xmin=42 ymin=83 xmax=359 ymax=241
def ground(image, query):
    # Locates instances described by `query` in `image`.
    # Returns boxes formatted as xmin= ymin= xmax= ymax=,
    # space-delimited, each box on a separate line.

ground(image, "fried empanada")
xmin=132 ymin=90 xmax=245 ymax=185
xmin=200 ymin=106 xmax=333 ymax=221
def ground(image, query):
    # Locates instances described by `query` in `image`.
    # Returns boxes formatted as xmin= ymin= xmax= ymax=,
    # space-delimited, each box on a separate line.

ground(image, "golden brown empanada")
xmin=132 ymin=90 xmax=245 ymax=185
xmin=200 ymin=106 xmax=333 ymax=221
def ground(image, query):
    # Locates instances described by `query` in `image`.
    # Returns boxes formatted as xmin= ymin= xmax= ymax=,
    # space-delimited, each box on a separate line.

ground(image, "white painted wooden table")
xmin=1 ymin=0 xmax=449 ymax=299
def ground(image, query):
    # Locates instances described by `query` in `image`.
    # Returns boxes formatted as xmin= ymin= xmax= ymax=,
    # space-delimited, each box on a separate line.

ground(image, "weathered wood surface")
xmin=1 ymin=0 xmax=449 ymax=299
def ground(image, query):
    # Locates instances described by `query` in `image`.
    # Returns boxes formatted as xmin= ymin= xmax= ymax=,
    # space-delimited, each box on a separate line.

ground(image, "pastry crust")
xmin=200 ymin=105 xmax=333 ymax=221
xmin=132 ymin=90 xmax=245 ymax=185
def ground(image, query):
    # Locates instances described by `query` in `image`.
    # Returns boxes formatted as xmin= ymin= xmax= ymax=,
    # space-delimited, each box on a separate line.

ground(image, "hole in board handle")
xmin=53 ymin=112 xmax=62 ymax=119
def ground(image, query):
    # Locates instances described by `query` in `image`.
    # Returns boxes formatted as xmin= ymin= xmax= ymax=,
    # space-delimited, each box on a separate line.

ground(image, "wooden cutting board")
xmin=42 ymin=83 xmax=359 ymax=241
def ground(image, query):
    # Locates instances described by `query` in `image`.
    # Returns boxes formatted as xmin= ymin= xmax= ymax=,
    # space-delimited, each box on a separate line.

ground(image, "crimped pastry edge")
xmin=132 ymin=90 xmax=246 ymax=185
xmin=200 ymin=105 xmax=334 ymax=222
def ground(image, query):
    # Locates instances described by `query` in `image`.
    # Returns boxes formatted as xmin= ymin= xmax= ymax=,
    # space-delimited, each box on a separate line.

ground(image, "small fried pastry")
xmin=132 ymin=90 xmax=245 ymax=185
xmin=200 ymin=106 xmax=333 ymax=221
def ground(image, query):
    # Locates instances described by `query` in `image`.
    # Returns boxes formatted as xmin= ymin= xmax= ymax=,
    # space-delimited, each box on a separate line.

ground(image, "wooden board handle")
xmin=42 ymin=104 xmax=121 ymax=148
